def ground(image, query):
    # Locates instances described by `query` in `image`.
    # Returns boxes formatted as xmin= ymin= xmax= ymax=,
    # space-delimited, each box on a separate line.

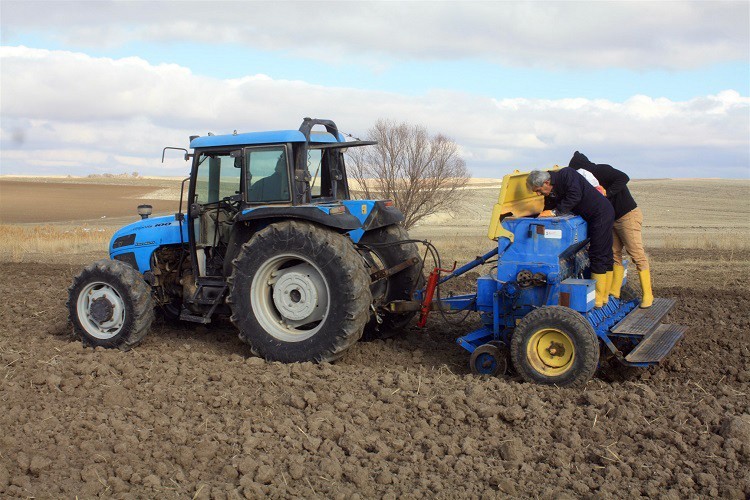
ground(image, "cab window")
xmin=246 ymin=147 xmax=291 ymax=203
xmin=308 ymin=149 xmax=323 ymax=197
xmin=194 ymin=152 xmax=242 ymax=205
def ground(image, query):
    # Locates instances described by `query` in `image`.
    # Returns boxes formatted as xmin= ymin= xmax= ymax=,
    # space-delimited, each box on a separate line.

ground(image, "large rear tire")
xmin=228 ymin=221 xmax=372 ymax=363
xmin=510 ymin=306 xmax=599 ymax=387
xmin=67 ymin=259 xmax=154 ymax=349
xmin=359 ymin=224 xmax=424 ymax=340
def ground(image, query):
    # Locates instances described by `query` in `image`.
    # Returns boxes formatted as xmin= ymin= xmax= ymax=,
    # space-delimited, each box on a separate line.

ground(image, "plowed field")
xmin=1 ymin=176 xmax=748 ymax=498
xmin=1 ymin=252 xmax=749 ymax=498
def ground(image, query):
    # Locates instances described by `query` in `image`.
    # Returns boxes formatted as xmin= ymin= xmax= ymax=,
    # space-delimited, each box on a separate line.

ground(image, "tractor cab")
xmin=183 ymin=119 xmax=375 ymax=281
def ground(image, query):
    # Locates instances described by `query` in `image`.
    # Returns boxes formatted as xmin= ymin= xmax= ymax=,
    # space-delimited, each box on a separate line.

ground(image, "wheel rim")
xmin=470 ymin=344 xmax=506 ymax=376
xmin=77 ymin=282 xmax=126 ymax=340
xmin=526 ymin=327 xmax=575 ymax=377
xmin=251 ymin=253 xmax=330 ymax=342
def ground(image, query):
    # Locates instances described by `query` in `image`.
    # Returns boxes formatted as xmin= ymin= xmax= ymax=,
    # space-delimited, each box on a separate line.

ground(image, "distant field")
xmin=0 ymin=176 xmax=748 ymax=263
xmin=0 ymin=179 xmax=183 ymax=225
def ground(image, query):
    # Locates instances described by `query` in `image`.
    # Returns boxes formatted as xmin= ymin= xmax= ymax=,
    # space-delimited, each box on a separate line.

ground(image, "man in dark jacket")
xmin=568 ymin=152 xmax=652 ymax=308
xmin=526 ymin=168 xmax=615 ymax=308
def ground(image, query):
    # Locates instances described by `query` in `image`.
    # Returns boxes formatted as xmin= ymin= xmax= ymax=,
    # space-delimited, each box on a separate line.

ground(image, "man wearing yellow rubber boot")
xmin=568 ymin=152 xmax=653 ymax=308
xmin=527 ymin=169 xmax=615 ymax=308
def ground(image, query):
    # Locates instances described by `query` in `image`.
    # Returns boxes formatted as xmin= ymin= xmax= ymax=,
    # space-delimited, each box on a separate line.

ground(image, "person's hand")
xmin=539 ymin=210 xmax=555 ymax=217
xmin=596 ymin=185 xmax=607 ymax=196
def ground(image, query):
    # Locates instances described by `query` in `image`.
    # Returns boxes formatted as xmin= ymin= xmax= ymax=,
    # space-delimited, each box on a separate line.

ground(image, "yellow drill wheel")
xmin=525 ymin=327 xmax=575 ymax=377
xmin=510 ymin=306 xmax=599 ymax=387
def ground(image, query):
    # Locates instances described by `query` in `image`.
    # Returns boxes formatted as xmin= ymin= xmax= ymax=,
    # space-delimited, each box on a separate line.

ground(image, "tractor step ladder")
xmin=180 ymin=281 xmax=228 ymax=324
xmin=610 ymin=297 xmax=686 ymax=364
xmin=625 ymin=323 xmax=687 ymax=363
xmin=611 ymin=298 xmax=675 ymax=335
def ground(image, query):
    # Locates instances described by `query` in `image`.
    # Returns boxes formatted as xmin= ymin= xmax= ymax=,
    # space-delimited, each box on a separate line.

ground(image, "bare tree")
xmin=347 ymin=119 xmax=470 ymax=230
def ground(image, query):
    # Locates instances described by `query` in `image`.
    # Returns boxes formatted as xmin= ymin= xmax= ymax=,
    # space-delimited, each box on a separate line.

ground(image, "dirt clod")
xmin=0 ymin=255 xmax=749 ymax=497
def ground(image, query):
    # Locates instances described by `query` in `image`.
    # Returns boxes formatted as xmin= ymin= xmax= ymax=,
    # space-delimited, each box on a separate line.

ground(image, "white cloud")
xmin=1 ymin=1 xmax=747 ymax=70
xmin=0 ymin=46 xmax=748 ymax=178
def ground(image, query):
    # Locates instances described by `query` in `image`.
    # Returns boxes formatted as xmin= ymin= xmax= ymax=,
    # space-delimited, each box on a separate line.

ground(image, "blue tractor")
xmin=68 ymin=118 xmax=423 ymax=362
xmin=399 ymin=169 xmax=686 ymax=386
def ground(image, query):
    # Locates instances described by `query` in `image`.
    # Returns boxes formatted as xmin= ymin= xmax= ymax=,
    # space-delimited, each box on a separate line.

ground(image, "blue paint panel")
xmin=495 ymin=215 xmax=587 ymax=283
xmin=342 ymin=200 xmax=375 ymax=224
xmin=476 ymin=275 xmax=496 ymax=312
xmin=342 ymin=200 xmax=375 ymax=243
xmin=348 ymin=228 xmax=365 ymax=243
xmin=109 ymin=215 xmax=188 ymax=273
xmin=559 ymin=278 xmax=595 ymax=312
xmin=190 ymin=130 xmax=343 ymax=149
xmin=314 ymin=206 xmax=332 ymax=215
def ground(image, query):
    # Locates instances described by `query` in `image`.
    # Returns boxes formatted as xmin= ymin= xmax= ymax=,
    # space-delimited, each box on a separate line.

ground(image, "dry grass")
xmin=658 ymin=232 xmax=750 ymax=251
xmin=0 ymin=224 xmax=114 ymax=262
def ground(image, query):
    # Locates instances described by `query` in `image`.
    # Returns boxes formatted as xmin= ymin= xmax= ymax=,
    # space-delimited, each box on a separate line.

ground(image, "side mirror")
xmin=162 ymin=147 xmax=191 ymax=163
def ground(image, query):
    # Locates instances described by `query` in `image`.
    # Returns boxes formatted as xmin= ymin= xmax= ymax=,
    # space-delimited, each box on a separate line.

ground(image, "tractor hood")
xmin=109 ymin=214 xmax=189 ymax=272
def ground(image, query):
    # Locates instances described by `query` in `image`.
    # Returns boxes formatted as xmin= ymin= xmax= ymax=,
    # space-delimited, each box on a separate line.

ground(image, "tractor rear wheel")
xmin=67 ymin=259 xmax=154 ymax=349
xmin=510 ymin=306 xmax=599 ymax=387
xmin=229 ymin=221 xmax=372 ymax=363
xmin=359 ymin=224 xmax=424 ymax=340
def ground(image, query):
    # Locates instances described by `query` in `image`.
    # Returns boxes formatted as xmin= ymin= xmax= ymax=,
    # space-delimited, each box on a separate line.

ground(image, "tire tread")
xmin=228 ymin=221 xmax=371 ymax=362
xmin=67 ymin=259 xmax=154 ymax=349
xmin=510 ymin=305 xmax=599 ymax=387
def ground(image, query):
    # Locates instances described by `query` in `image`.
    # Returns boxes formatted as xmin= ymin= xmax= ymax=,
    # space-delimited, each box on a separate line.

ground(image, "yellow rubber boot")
xmin=603 ymin=270 xmax=613 ymax=305
xmin=609 ymin=264 xmax=625 ymax=299
xmin=592 ymin=273 xmax=607 ymax=308
xmin=639 ymin=269 xmax=654 ymax=309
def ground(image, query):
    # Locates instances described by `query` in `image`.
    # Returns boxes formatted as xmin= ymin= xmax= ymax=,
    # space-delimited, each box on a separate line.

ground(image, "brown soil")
xmin=0 ymin=181 xmax=179 ymax=224
xmin=1 ymin=250 xmax=748 ymax=498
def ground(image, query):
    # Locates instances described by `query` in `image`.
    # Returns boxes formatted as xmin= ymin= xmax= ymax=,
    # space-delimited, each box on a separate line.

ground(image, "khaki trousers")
xmin=613 ymin=207 xmax=650 ymax=270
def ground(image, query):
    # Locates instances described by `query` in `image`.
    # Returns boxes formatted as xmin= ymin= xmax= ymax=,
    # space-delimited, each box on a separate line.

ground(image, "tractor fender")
xmin=237 ymin=206 xmax=362 ymax=230
xmin=224 ymin=207 xmax=359 ymax=277
xmin=342 ymin=200 xmax=405 ymax=243
xmin=109 ymin=214 xmax=188 ymax=273
xmin=225 ymin=202 xmax=406 ymax=274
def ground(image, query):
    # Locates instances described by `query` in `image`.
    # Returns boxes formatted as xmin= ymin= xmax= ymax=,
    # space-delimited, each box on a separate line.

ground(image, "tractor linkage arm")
xmin=416 ymin=245 xmax=501 ymax=328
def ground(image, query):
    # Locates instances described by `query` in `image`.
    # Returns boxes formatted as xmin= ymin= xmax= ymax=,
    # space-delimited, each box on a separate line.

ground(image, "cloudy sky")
xmin=1 ymin=0 xmax=748 ymax=178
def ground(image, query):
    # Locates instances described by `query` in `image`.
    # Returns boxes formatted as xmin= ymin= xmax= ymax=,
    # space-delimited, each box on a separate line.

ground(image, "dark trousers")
xmin=588 ymin=215 xmax=615 ymax=275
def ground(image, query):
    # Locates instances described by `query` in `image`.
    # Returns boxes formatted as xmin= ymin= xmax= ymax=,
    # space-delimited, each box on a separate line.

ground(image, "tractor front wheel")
xmin=67 ymin=259 xmax=154 ymax=349
xmin=510 ymin=306 xmax=599 ymax=387
xmin=229 ymin=221 xmax=372 ymax=363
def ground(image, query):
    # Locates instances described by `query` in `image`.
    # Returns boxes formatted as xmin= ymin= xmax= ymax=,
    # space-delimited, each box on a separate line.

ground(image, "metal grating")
xmin=626 ymin=324 xmax=686 ymax=363
xmin=611 ymin=298 xmax=676 ymax=336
